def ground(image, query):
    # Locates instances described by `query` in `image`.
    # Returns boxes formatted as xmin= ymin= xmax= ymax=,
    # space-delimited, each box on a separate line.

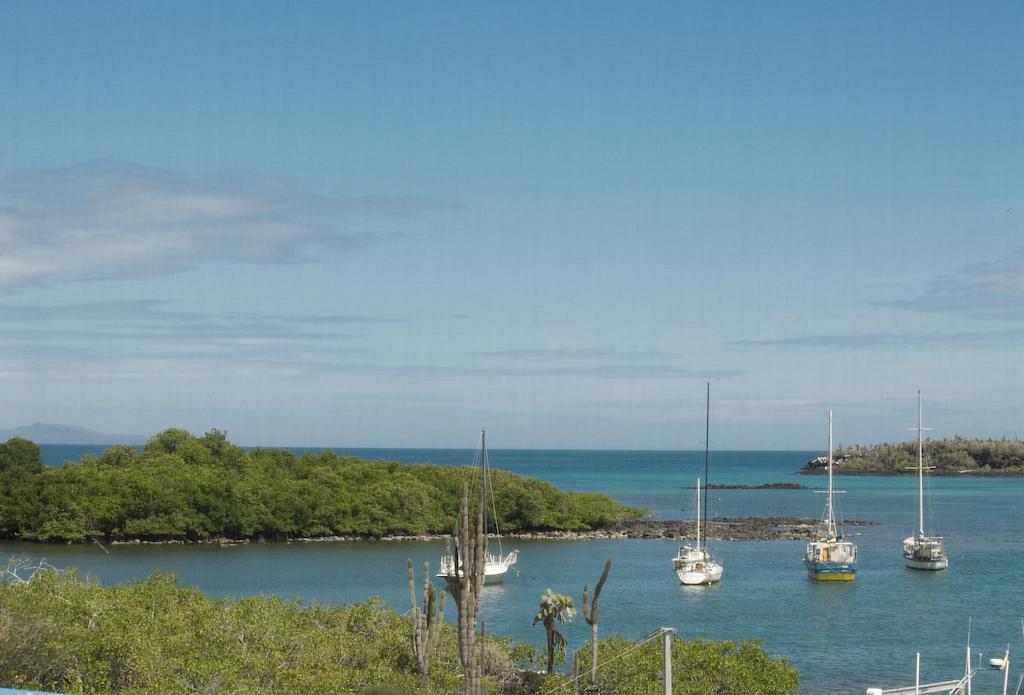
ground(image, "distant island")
xmin=0 ymin=429 xmax=645 ymax=543
xmin=801 ymin=437 xmax=1024 ymax=476
xmin=0 ymin=422 xmax=144 ymax=445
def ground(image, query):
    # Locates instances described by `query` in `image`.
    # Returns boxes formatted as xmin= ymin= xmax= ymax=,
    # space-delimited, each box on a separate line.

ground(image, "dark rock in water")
xmin=693 ymin=482 xmax=808 ymax=490
xmin=504 ymin=517 xmax=876 ymax=541
xmin=115 ymin=516 xmax=876 ymax=545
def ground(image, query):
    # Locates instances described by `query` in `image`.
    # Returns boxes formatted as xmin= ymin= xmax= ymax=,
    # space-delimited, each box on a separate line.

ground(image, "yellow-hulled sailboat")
xmin=804 ymin=411 xmax=857 ymax=581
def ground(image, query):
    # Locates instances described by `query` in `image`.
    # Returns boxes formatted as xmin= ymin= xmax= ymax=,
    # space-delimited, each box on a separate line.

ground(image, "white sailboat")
xmin=438 ymin=430 xmax=519 ymax=585
xmin=903 ymin=391 xmax=948 ymax=571
xmin=804 ymin=410 xmax=857 ymax=581
xmin=674 ymin=477 xmax=723 ymax=585
xmin=673 ymin=383 xmax=723 ymax=586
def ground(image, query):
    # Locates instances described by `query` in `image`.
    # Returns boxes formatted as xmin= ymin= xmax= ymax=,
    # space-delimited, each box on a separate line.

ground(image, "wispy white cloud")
xmin=474 ymin=348 xmax=678 ymax=361
xmin=733 ymin=329 xmax=1024 ymax=349
xmin=315 ymin=362 xmax=743 ymax=380
xmin=0 ymin=161 xmax=454 ymax=286
xmin=0 ymin=299 xmax=390 ymax=368
xmin=875 ymin=249 xmax=1024 ymax=320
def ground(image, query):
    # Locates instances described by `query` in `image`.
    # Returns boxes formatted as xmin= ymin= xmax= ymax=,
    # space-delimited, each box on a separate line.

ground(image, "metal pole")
xmin=481 ymin=429 xmax=488 ymax=537
xmin=967 ymin=618 xmax=972 ymax=695
xmin=827 ymin=410 xmax=834 ymax=537
xmin=703 ymin=382 xmax=709 ymax=536
xmin=915 ymin=652 xmax=920 ymax=695
xmin=1003 ymin=646 xmax=1010 ymax=695
xmin=662 ymin=627 xmax=675 ymax=695
xmin=917 ymin=392 xmax=924 ymax=537
xmin=966 ymin=644 xmax=972 ymax=695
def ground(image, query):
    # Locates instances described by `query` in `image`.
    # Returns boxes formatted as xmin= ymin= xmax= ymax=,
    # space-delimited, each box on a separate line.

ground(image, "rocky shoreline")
xmin=504 ymin=517 xmax=876 ymax=541
xmin=689 ymin=482 xmax=808 ymax=490
xmin=104 ymin=516 xmax=876 ymax=545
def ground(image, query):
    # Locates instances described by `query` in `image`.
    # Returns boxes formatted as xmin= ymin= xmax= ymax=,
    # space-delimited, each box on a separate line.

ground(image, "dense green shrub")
xmin=0 ymin=571 xmax=800 ymax=695
xmin=803 ymin=437 xmax=1024 ymax=475
xmin=0 ymin=431 xmax=645 ymax=542
xmin=0 ymin=570 xmax=468 ymax=694
xmin=562 ymin=634 xmax=799 ymax=695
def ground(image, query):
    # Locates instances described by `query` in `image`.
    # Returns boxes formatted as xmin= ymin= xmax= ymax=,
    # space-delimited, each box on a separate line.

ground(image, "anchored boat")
xmin=804 ymin=410 xmax=857 ymax=581
xmin=673 ymin=477 xmax=723 ymax=585
xmin=438 ymin=429 xmax=519 ymax=585
xmin=673 ymin=383 xmax=723 ymax=586
xmin=903 ymin=391 xmax=948 ymax=571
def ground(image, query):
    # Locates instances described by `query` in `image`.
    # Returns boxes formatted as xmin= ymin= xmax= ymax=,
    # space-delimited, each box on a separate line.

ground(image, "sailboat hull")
xmin=677 ymin=561 xmax=723 ymax=585
xmin=905 ymin=394 xmax=950 ymax=572
xmin=905 ymin=556 xmax=949 ymax=571
xmin=805 ymin=561 xmax=856 ymax=581
xmin=438 ymin=566 xmax=509 ymax=585
xmin=438 ymin=550 xmax=519 ymax=586
xmin=903 ymin=536 xmax=947 ymax=571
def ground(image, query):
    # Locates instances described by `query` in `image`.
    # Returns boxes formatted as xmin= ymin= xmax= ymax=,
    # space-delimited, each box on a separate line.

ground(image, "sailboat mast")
xmin=703 ymin=382 xmax=710 ymax=538
xmin=696 ymin=477 xmax=702 ymax=550
xmin=481 ymin=429 xmax=488 ymax=537
xmin=917 ymin=392 xmax=924 ymax=538
xmin=827 ymin=410 xmax=835 ymax=537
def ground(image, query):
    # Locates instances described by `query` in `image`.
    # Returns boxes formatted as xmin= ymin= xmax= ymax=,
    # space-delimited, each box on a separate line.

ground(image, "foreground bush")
xmin=563 ymin=634 xmax=799 ymax=695
xmin=0 ymin=431 xmax=645 ymax=542
xmin=0 ymin=570 xmax=800 ymax=694
xmin=0 ymin=570 xmax=469 ymax=694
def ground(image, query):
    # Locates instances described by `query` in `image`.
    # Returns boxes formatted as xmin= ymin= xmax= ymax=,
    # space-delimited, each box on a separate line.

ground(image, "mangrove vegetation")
xmin=0 ymin=429 xmax=644 ymax=543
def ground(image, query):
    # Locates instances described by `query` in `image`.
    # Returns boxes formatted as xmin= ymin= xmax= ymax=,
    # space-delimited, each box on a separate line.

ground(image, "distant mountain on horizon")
xmin=0 ymin=422 xmax=145 ymax=445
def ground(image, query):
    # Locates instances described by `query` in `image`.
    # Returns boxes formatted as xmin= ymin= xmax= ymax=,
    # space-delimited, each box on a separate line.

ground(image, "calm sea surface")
xmin=6 ymin=446 xmax=1021 ymax=693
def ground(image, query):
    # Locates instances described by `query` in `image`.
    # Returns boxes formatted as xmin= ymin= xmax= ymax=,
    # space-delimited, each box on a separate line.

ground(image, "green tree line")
xmin=0 ymin=569 xmax=798 ymax=694
xmin=0 ymin=429 xmax=645 ymax=542
xmin=803 ymin=437 xmax=1024 ymax=475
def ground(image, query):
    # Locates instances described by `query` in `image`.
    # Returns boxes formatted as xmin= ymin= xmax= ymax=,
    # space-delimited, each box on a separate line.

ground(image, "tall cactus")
xmin=407 ymin=559 xmax=445 ymax=688
xmin=582 ymin=559 xmax=612 ymax=685
xmin=447 ymin=483 xmax=485 ymax=695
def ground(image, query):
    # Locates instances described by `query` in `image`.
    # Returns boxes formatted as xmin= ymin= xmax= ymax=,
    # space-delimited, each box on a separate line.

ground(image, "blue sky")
xmin=1 ymin=1 xmax=1021 ymax=449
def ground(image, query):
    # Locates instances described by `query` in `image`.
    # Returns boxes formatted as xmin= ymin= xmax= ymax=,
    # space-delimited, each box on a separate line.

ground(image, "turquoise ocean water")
xmin=5 ymin=446 xmax=1021 ymax=693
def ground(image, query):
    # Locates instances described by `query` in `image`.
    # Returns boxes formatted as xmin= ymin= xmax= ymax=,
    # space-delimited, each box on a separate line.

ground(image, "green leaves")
xmin=534 ymin=588 xmax=576 ymax=674
xmin=808 ymin=437 xmax=1024 ymax=475
xmin=572 ymin=634 xmax=800 ymax=695
xmin=0 ymin=438 xmax=44 ymax=474
xmin=534 ymin=588 xmax=576 ymax=626
xmin=0 ymin=568 xmax=800 ymax=694
xmin=0 ymin=429 xmax=644 ymax=542
xmin=0 ymin=570 xmax=469 ymax=694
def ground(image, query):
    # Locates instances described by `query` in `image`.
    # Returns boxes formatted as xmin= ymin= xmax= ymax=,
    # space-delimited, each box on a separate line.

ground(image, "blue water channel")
xmin=5 ymin=446 xmax=1021 ymax=693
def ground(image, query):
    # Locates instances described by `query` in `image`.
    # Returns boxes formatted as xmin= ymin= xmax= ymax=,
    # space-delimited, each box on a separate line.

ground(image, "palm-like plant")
xmin=533 ymin=588 xmax=576 ymax=674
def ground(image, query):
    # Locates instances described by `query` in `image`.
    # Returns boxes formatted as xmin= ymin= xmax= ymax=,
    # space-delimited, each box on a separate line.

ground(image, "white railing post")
xmin=662 ymin=627 xmax=676 ymax=695
xmin=915 ymin=652 xmax=920 ymax=695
